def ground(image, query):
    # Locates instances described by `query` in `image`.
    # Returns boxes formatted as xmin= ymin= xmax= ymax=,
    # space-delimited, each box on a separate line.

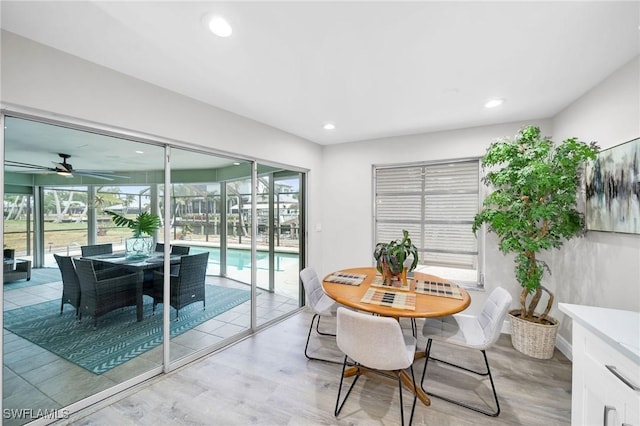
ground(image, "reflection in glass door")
xmin=2 ymin=114 xmax=306 ymax=423
xmin=3 ymin=115 xmax=166 ymax=424
xmin=255 ymin=169 xmax=302 ymax=327
xmin=163 ymin=149 xmax=254 ymax=363
xmin=221 ymin=168 xmax=302 ymax=326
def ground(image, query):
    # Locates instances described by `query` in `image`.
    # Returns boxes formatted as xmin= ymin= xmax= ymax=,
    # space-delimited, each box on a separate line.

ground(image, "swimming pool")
xmin=189 ymin=246 xmax=298 ymax=272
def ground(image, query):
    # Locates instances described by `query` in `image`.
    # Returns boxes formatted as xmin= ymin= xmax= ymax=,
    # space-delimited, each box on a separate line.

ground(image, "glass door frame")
xmin=0 ymin=107 xmax=270 ymax=419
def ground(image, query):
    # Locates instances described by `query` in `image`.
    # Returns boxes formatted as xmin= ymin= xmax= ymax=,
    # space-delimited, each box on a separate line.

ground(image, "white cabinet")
xmin=559 ymin=304 xmax=640 ymax=426
xmin=579 ymin=327 xmax=639 ymax=425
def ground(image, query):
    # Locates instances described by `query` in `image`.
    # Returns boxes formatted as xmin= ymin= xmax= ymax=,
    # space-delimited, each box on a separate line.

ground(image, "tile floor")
xmin=3 ymin=273 xmax=299 ymax=426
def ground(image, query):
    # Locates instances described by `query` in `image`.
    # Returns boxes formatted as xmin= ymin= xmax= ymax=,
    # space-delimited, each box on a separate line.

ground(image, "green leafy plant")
xmin=104 ymin=210 xmax=160 ymax=238
xmin=373 ymin=229 xmax=419 ymax=275
xmin=179 ymin=224 xmax=193 ymax=240
xmin=472 ymin=126 xmax=599 ymax=323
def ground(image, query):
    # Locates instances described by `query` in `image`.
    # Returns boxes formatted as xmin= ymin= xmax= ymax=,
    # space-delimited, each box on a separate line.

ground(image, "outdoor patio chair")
xmin=80 ymin=243 xmax=113 ymax=257
xmin=170 ymin=245 xmax=190 ymax=255
xmin=3 ymin=249 xmax=31 ymax=283
xmin=54 ymin=254 xmax=82 ymax=317
xmin=152 ymin=252 xmax=209 ymax=319
xmin=154 ymin=243 xmax=189 ymax=256
xmin=74 ymin=258 xmax=142 ymax=327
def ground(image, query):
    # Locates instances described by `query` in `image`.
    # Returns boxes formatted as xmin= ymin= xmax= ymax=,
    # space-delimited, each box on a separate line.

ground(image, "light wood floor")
xmin=63 ymin=309 xmax=573 ymax=426
xmin=3 ymin=275 xmax=299 ymax=426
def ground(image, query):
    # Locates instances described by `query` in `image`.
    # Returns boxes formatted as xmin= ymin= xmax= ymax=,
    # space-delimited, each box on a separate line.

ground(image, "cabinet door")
xmin=623 ymin=397 xmax=639 ymax=426
xmin=587 ymin=359 xmax=640 ymax=426
xmin=584 ymin=352 xmax=618 ymax=425
xmin=606 ymin=365 xmax=640 ymax=426
xmin=572 ymin=322 xmax=640 ymax=426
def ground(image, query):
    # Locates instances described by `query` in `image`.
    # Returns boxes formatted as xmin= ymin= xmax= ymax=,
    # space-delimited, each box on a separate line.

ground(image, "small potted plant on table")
xmin=105 ymin=210 xmax=161 ymax=259
xmin=373 ymin=229 xmax=419 ymax=285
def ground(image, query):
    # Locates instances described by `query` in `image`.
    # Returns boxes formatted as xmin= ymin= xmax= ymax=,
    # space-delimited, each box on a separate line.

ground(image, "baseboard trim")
xmin=435 ymin=316 xmax=573 ymax=361
xmin=555 ymin=333 xmax=572 ymax=361
xmin=501 ymin=318 xmax=510 ymax=334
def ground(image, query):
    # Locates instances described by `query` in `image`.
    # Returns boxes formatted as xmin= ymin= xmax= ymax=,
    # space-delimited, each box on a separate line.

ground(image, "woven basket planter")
xmin=508 ymin=310 xmax=559 ymax=359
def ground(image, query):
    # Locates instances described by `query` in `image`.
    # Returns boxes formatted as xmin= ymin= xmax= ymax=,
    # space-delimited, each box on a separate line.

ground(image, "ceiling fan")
xmin=4 ymin=153 xmax=129 ymax=181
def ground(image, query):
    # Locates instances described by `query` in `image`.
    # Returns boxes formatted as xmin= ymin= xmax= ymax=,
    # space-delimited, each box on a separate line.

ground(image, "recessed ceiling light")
xmin=207 ymin=15 xmax=232 ymax=38
xmin=323 ymin=123 xmax=336 ymax=131
xmin=484 ymin=98 xmax=504 ymax=108
xmin=233 ymin=162 xmax=241 ymax=166
xmin=135 ymin=150 xmax=144 ymax=154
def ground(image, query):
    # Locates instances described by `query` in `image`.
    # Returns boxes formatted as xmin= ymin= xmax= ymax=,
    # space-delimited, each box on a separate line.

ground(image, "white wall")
xmin=0 ymin=31 xmax=326 ymax=268
xmin=321 ymin=119 xmax=553 ymax=315
xmin=551 ymin=56 xmax=640 ymax=342
xmin=321 ymin=56 xmax=640 ymax=344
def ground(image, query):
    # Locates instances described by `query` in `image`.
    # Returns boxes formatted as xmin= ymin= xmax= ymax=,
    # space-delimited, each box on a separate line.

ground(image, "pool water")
xmin=190 ymin=246 xmax=298 ymax=272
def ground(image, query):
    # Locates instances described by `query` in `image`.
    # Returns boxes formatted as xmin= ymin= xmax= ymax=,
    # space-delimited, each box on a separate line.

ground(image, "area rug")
xmin=3 ymin=267 xmax=61 ymax=289
xmin=3 ymin=285 xmax=251 ymax=374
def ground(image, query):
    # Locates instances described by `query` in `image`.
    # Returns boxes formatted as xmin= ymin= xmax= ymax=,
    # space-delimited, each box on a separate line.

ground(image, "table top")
xmin=82 ymin=252 xmax=181 ymax=270
xmin=322 ymin=267 xmax=471 ymax=318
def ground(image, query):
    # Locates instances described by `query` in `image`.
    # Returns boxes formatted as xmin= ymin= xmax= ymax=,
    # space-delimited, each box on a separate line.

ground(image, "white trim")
xmin=555 ymin=333 xmax=573 ymax=362
xmin=501 ymin=318 xmax=511 ymax=335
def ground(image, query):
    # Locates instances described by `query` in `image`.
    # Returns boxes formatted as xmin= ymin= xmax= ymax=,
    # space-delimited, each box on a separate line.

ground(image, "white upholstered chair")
xmin=335 ymin=307 xmax=418 ymax=426
xmin=420 ymin=286 xmax=512 ymax=416
xmin=300 ymin=267 xmax=340 ymax=363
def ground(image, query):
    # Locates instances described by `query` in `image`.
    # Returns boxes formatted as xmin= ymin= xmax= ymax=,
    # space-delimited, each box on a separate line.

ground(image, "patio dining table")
xmin=81 ymin=252 xmax=182 ymax=321
xmin=82 ymin=252 xmax=182 ymax=271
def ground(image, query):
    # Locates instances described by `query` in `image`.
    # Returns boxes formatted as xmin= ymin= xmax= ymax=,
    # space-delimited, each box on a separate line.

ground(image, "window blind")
xmin=374 ymin=159 xmax=480 ymax=285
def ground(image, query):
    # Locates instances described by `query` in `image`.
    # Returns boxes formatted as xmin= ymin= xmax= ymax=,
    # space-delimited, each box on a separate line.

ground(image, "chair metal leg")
xmin=335 ymin=357 xmax=417 ymax=426
xmin=398 ymin=365 xmax=418 ymax=426
xmin=304 ymin=313 xmax=341 ymax=364
xmin=420 ymin=338 xmax=501 ymax=416
xmin=315 ymin=314 xmax=336 ymax=337
xmin=334 ymin=356 xmax=362 ymax=417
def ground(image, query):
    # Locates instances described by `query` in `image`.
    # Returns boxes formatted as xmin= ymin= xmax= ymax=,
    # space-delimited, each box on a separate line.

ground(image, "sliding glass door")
xmin=2 ymin=113 xmax=305 ymax=423
xmin=254 ymin=170 xmax=302 ymax=326
xmin=161 ymin=147 xmax=254 ymax=363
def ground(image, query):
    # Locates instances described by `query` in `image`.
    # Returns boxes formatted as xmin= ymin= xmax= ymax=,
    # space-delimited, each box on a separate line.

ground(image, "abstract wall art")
xmin=585 ymin=137 xmax=640 ymax=234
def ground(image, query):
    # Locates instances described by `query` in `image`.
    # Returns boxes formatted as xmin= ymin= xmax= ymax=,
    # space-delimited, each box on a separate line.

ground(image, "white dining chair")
xmin=300 ymin=267 xmax=340 ymax=363
xmin=335 ymin=307 xmax=418 ymax=426
xmin=420 ymin=286 xmax=512 ymax=416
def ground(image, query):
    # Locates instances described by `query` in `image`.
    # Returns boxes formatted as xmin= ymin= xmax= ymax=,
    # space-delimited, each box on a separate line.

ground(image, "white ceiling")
xmin=1 ymin=1 xmax=639 ymax=146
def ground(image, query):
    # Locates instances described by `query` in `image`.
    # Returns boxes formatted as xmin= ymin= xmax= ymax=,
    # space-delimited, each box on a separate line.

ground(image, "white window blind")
xmin=374 ymin=159 xmax=481 ymax=286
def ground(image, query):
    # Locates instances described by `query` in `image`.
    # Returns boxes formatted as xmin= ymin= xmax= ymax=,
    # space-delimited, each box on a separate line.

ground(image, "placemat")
xmin=370 ymin=275 xmax=410 ymax=291
xmin=414 ymin=280 xmax=463 ymax=299
xmin=325 ymin=272 xmax=366 ymax=286
xmin=360 ymin=288 xmax=416 ymax=310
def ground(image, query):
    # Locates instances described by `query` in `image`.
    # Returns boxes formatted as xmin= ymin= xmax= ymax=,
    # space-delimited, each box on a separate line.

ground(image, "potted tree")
xmin=472 ymin=125 xmax=598 ymax=359
xmin=105 ymin=210 xmax=161 ymax=259
xmin=373 ymin=229 xmax=419 ymax=286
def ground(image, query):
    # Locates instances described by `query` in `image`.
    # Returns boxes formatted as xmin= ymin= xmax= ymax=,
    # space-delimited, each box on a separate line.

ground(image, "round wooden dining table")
xmin=322 ymin=266 xmax=470 ymax=318
xmin=321 ymin=266 xmax=471 ymax=406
